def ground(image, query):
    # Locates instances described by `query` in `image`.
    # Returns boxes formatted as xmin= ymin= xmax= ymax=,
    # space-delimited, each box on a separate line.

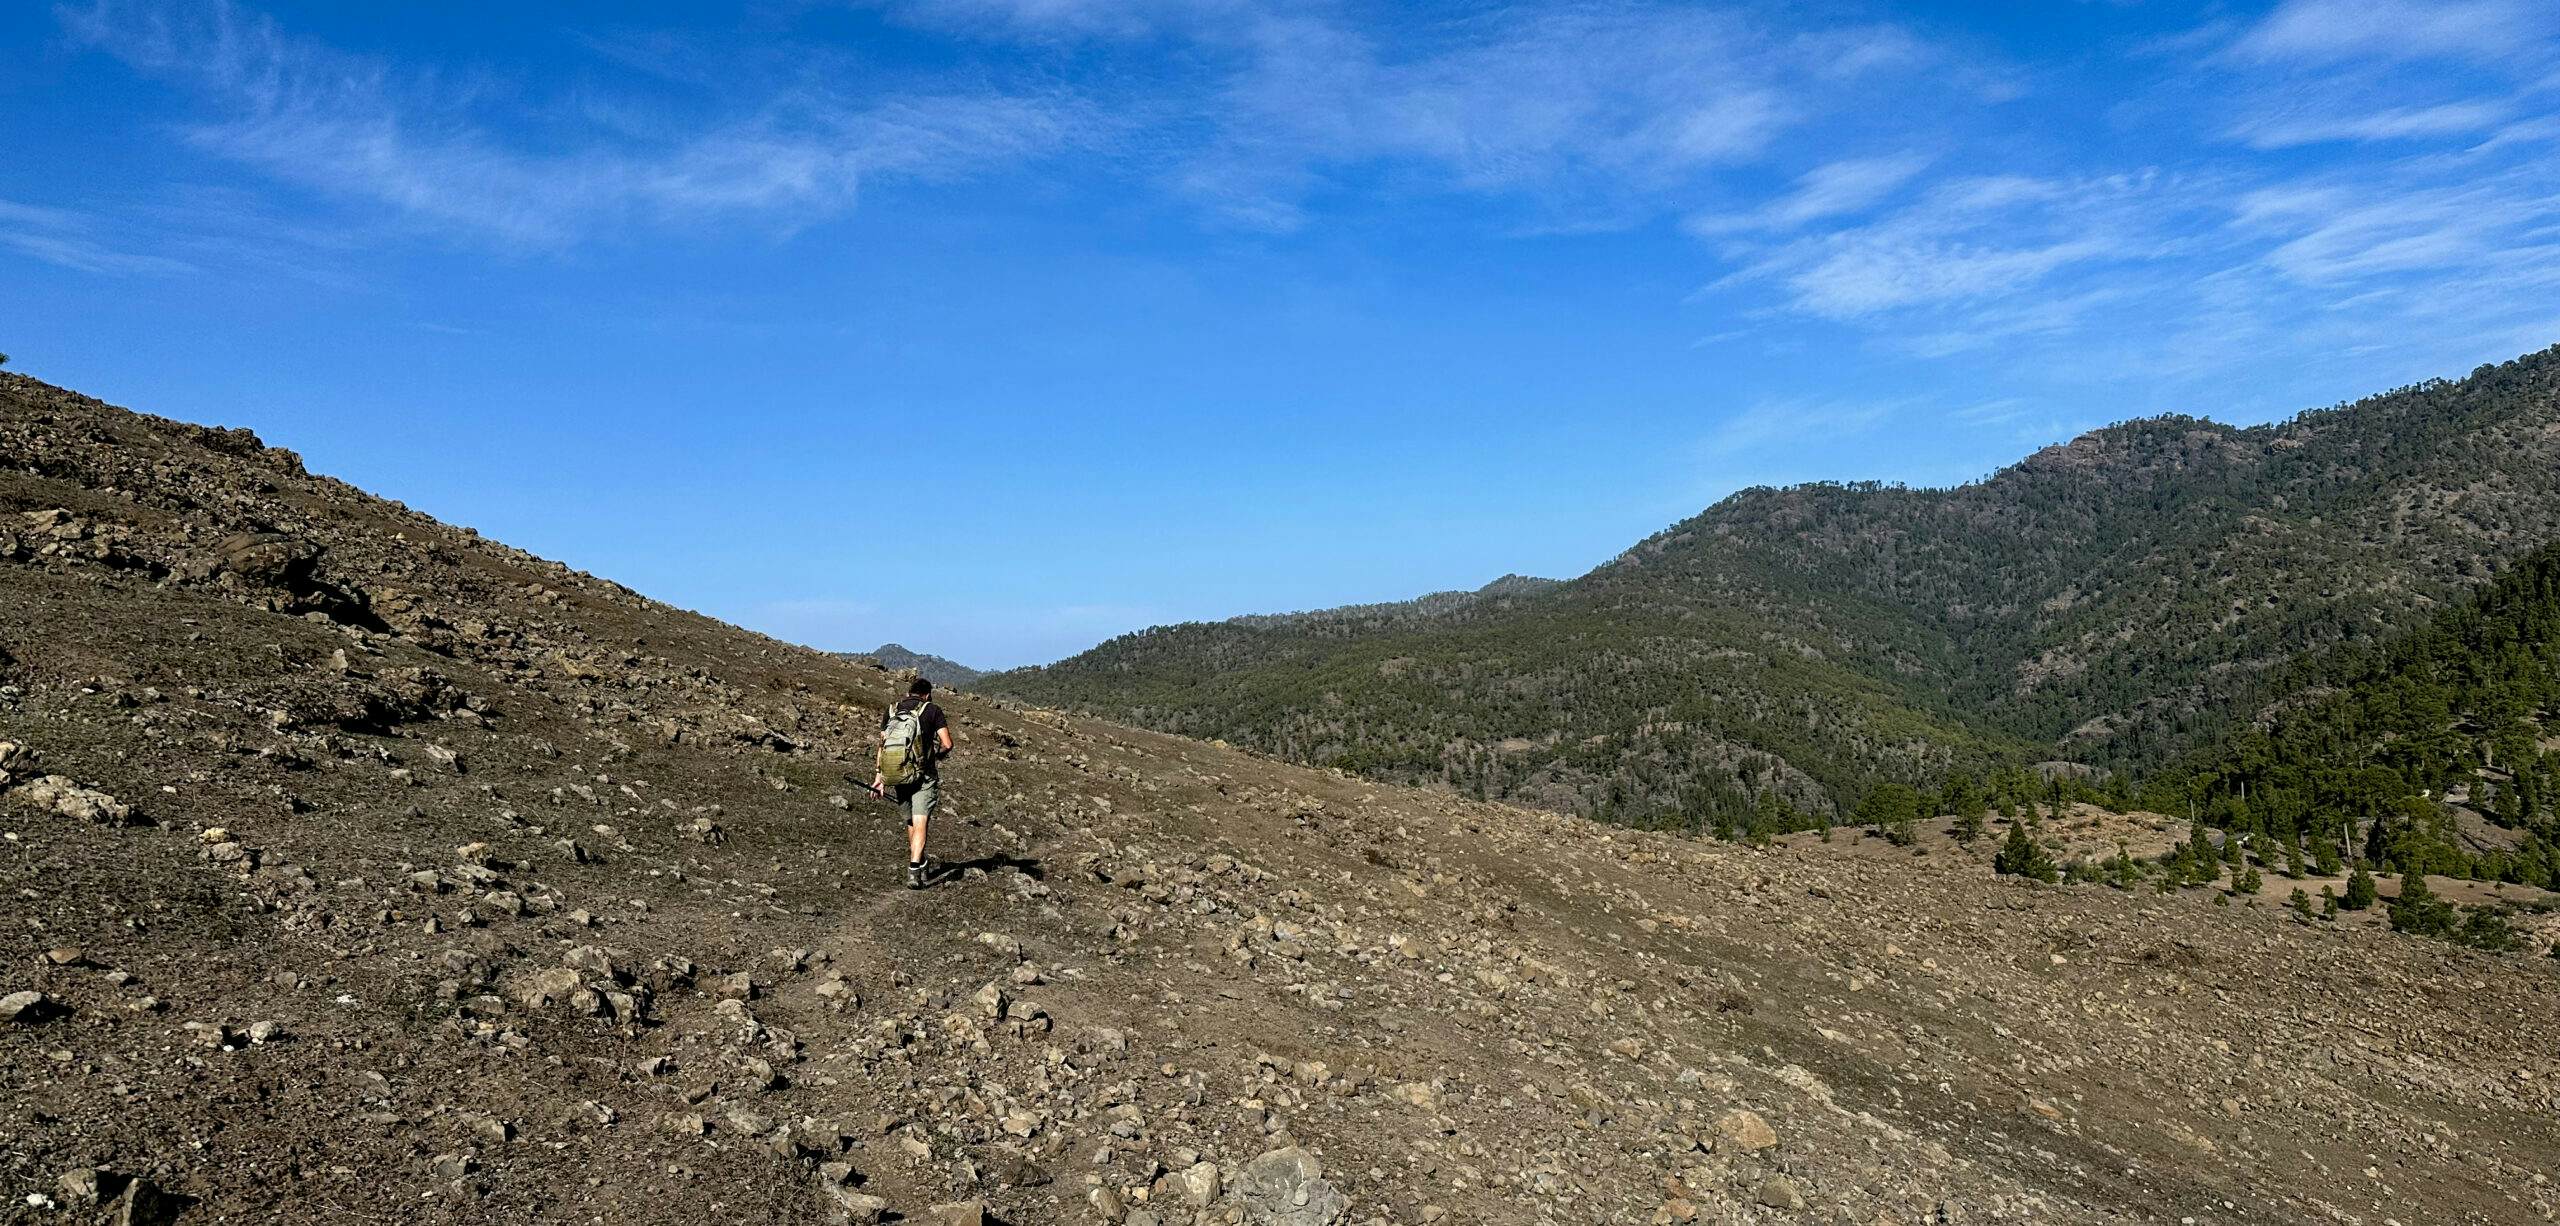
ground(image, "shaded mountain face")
xmin=989 ymin=347 xmax=2560 ymax=823
xmin=2158 ymin=540 xmax=2560 ymax=896
xmin=7 ymin=372 xmax=2558 ymax=1225
xmin=847 ymin=644 xmax=985 ymax=688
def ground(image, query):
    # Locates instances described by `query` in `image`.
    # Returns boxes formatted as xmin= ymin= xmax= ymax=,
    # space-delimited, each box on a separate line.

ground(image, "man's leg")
xmin=905 ymin=776 xmax=938 ymax=887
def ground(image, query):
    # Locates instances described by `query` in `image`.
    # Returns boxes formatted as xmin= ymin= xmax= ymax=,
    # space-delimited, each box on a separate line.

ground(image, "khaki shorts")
xmin=893 ymin=775 xmax=939 ymax=823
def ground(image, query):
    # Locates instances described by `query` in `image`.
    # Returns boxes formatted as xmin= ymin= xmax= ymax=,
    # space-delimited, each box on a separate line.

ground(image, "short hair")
xmin=908 ymin=677 xmax=933 ymax=697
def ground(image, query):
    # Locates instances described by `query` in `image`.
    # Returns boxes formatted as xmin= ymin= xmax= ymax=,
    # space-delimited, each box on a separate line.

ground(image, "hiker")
xmin=871 ymin=677 xmax=953 ymax=889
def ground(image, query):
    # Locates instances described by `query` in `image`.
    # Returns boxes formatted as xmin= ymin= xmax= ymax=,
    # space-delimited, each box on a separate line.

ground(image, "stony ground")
xmin=2 ymin=372 xmax=2556 ymax=1226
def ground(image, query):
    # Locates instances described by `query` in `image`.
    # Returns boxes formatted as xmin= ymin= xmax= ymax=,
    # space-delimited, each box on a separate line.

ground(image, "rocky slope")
xmin=2 ymin=371 xmax=2557 ymax=1225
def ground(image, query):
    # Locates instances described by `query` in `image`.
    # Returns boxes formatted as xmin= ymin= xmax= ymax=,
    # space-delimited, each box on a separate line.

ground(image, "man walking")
xmin=872 ymin=677 xmax=953 ymax=889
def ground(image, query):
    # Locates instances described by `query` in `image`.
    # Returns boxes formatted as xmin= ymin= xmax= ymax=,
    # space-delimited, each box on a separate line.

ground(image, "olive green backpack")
xmin=878 ymin=702 xmax=930 ymax=787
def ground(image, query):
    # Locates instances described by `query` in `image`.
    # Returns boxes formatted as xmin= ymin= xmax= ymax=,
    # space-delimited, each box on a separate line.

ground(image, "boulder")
xmin=114 ymin=1176 xmax=187 ymax=1226
xmin=921 ymin=1201 xmax=986 ymax=1226
xmin=206 ymin=531 xmax=320 ymax=587
xmin=563 ymin=945 xmax=623 ymax=983
xmin=1237 ymin=1146 xmax=1349 ymax=1226
xmin=55 ymin=1167 xmax=103 ymax=1207
xmin=1715 ymin=1108 xmax=1778 ymax=1152
xmin=822 ymin=1186 xmax=889 ymax=1224
xmin=0 ymin=990 xmax=60 ymax=1024
xmin=971 ymin=982 xmax=1007 ymax=1018
xmin=17 ymin=774 xmax=132 ymax=824
xmin=514 ymin=968 xmax=584 ymax=1010
xmin=1155 ymin=1161 xmax=1221 ymax=1207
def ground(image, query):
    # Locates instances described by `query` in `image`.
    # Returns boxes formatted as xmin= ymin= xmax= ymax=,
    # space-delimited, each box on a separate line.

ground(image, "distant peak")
xmin=1476 ymin=574 xmax=1559 ymax=596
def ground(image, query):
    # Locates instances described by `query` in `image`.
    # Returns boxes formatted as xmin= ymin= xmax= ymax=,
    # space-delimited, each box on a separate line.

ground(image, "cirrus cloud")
xmin=59 ymin=0 xmax=1106 ymax=245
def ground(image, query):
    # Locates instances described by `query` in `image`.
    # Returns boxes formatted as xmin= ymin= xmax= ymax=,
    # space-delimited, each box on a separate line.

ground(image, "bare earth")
xmin=3 ymin=372 xmax=2556 ymax=1225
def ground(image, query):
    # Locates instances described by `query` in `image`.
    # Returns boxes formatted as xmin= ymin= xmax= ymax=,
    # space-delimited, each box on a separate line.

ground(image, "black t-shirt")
xmin=883 ymin=698 xmax=949 ymax=772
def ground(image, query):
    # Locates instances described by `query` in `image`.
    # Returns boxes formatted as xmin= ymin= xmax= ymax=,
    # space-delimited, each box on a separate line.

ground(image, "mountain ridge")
xmin=988 ymin=346 xmax=2560 ymax=826
xmin=1227 ymin=574 xmax=1562 ymax=631
xmin=843 ymin=643 xmax=986 ymax=687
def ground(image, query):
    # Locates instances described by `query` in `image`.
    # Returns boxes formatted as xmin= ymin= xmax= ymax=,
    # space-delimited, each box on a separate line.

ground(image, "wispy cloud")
xmin=1679 ymin=0 xmax=2560 ymax=403
xmin=1686 ymin=153 xmax=1934 ymax=236
xmin=2229 ymin=0 xmax=2558 ymax=65
xmin=59 ymin=0 xmax=1100 ymax=245
xmin=1711 ymin=173 xmax=2166 ymax=321
xmin=877 ymin=1 xmax=1962 ymax=233
xmin=2233 ymin=176 xmax=2560 ymax=285
xmin=0 ymin=197 xmax=197 ymax=275
xmin=58 ymin=0 xmax=1972 ymax=242
xmin=40 ymin=0 xmax=2560 ymax=427
xmin=870 ymin=0 xmax=1239 ymax=42
xmin=2232 ymin=100 xmax=2513 ymax=149
xmin=1703 ymin=397 xmax=1904 ymax=456
xmin=1172 ymin=6 xmax=1821 ymax=231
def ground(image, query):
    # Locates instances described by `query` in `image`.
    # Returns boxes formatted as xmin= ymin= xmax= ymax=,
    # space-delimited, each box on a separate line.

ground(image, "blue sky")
xmin=5 ymin=0 xmax=2558 ymax=667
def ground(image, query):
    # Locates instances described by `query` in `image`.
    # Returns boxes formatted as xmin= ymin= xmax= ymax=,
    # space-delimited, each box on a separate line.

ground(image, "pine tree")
xmin=2387 ymin=866 xmax=2456 ymax=936
xmin=1953 ymin=800 xmax=1986 ymax=847
xmin=2343 ymin=864 xmax=2377 ymax=910
xmin=2494 ymin=779 xmax=2527 ymax=828
xmin=1858 ymin=783 xmax=1922 ymax=847
xmin=2236 ymin=864 xmax=2263 ymax=894
xmin=2289 ymin=887 xmax=2313 ymax=919
xmin=2320 ymin=885 xmax=2339 ymax=918
xmin=2455 ymin=908 xmax=2521 ymax=952
xmin=1994 ymin=821 xmax=2058 ymax=882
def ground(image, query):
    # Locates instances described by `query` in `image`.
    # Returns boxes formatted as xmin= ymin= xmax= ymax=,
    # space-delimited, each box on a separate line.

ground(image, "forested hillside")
xmin=990 ymin=346 xmax=2560 ymax=828
xmin=2153 ymin=541 xmax=2560 ymax=902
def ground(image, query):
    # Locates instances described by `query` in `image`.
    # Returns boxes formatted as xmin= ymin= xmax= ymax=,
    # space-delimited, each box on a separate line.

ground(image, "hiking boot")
xmin=906 ymin=861 xmax=928 ymax=890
